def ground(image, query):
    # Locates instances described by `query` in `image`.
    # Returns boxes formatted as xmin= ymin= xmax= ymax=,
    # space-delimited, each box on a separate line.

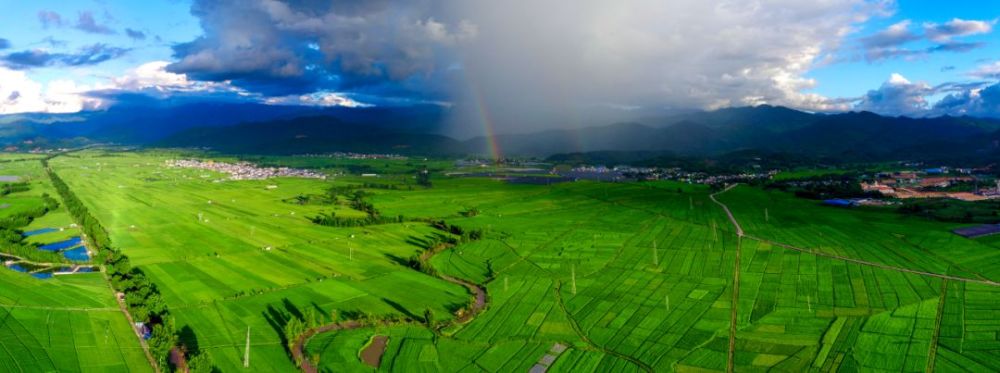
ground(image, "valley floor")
xmin=0 ymin=149 xmax=997 ymax=372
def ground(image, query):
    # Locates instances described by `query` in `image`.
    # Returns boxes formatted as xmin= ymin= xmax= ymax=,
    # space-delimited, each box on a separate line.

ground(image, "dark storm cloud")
xmin=168 ymin=0 xmax=475 ymax=96
xmin=125 ymin=28 xmax=146 ymax=40
xmin=75 ymin=11 xmax=116 ymax=34
xmin=168 ymin=0 xmax=898 ymax=134
xmin=0 ymin=38 xmax=10 ymax=50
xmin=1 ymin=43 xmax=129 ymax=69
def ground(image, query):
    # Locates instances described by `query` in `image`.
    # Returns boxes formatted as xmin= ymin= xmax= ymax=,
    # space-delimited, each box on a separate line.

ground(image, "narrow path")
xmin=114 ymin=290 xmax=160 ymax=372
xmin=0 ymin=304 xmax=118 ymax=312
xmin=727 ymin=236 xmax=741 ymax=373
xmin=710 ymin=185 xmax=1000 ymax=287
xmin=709 ymin=184 xmax=743 ymax=237
xmin=711 ymin=184 xmax=744 ymax=373
xmin=291 ymin=241 xmax=489 ymax=373
xmin=553 ymin=282 xmax=653 ymax=373
xmin=925 ymin=278 xmax=949 ymax=373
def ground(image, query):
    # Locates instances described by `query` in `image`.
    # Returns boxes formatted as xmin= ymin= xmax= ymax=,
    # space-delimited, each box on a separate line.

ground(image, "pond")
xmin=38 ymin=237 xmax=83 ymax=252
xmin=22 ymin=228 xmax=57 ymax=237
xmin=5 ymin=262 xmax=97 ymax=279
xmin=62 ymin=247 xmax=90 ymax=261
xmin=0 ymin=176 xmax=20 ymax=182
xmin=6 ymin=263 xmax=54 ymax=279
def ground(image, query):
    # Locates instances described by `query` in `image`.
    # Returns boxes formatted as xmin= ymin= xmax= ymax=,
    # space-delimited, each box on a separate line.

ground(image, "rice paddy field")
xmin=0 ymin=148 xmax=995 ymax=372
xmin=0 ymin=157 xmax=150 ymax=372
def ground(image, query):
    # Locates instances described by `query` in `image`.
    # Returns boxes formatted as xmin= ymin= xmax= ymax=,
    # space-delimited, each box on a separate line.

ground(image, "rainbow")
xmin=465 ymin=73 xmax=502 ymax=161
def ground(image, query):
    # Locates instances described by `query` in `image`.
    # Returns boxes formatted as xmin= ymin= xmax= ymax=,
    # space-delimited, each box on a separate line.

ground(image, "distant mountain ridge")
xmin=473 ymin=106 xmax=1000 ymax=159
xmin=4 ymin=104 xmax=1000 ymax=161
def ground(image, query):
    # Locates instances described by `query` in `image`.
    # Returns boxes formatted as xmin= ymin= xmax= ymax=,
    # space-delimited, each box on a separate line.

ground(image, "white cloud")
xmin=0 ymin=67 xmax=102 ymax=114
xmin=110 ymin=60 xmax=241 ymax=94
xmin=855 ymin=73 xmax=933 ymax=116
xmin=969 ymin=60 xmax=1000 ymax=80
xmin=264 ymin=91 xmax=370 ymax=108
xmin=924 ymin=18 xmax=994 ymax=42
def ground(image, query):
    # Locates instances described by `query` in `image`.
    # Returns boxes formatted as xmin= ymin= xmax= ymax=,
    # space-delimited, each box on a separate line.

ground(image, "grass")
xmin=0 ymin=148 xmax=994 ymax=372
xmin=49 ymin=150 xmax=468 ymax=371
xmin=0 ymin=158 xmax=149 ymax=372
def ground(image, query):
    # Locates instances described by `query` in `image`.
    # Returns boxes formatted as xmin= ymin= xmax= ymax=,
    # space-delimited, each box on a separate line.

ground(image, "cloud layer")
xmin=4 ymin=1 xmax=1000 ymax=125
xmin=1 ymin=44 xmax=129 ymax=69
xmin=859 ymin=18 xmax=994 ymax=62
xmin=164 ymin=0 xmax=901 ymax=131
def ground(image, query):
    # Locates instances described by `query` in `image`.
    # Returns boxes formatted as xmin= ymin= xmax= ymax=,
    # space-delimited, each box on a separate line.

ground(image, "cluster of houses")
xmin=304 ymin=152 xmax=408 ymax=160
xmin=861 ymin=168 xmax=993 ymax=201
xmin=166 ymin=159 xmax=327 ymax=180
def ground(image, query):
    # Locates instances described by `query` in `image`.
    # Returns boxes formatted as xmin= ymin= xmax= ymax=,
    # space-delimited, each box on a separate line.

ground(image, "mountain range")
xmin=4 ymin=104 xmax=1000 ymax=163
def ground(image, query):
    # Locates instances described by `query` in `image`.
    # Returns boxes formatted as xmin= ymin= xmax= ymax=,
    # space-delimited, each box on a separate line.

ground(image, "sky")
xmin=0 ymin=0 xmax=998 ymax=134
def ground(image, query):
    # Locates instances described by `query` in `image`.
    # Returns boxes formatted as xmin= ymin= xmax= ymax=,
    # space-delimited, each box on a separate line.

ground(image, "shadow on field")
xmin=384 ymin=254 xmax=410 ymax=267
xmin=262 ymin=298 xmax=305 ymax=354
xmin=178 ymin=325 xmax=201 ymax=355
xmin=382 ymin=298 xmax=419 ymax=321
xmin=405 ymin=235 xmax=432 ymax=249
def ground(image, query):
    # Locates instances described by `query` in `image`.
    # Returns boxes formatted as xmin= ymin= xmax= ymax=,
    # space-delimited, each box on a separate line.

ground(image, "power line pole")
xmin=652 ymin=241 xmax=658 ymax=266
xmin=244 ymin=326 xmax=250 ymax=368
xmin=570 ymin=265 xmax=577 ymax=295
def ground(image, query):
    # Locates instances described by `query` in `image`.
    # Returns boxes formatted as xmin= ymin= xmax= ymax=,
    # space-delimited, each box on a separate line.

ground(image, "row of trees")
xmin=44 ymin=161 xmax=210 ymax=371
xmin=310 ymin=211 xmax=406 ymax=227
xmin=764 ymin=174 xmax=880 ymax=200
xmin=430 ymin=220 xmax=484 ymax=243
xmin=0 ymin=182 xmax=30 ymax=197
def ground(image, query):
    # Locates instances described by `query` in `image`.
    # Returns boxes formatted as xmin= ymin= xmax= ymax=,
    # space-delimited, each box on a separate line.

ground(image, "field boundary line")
xmin=553 ymin=281 xmax=654 ymax=373
xmin=0 ymin=304 xmax=119 ymax=312
xmin=749 ymin=236 xmax=1000 ymax=286
xmin=727 ymin=236 xmax=741 ymax=373
xmin=709 ymin=185 xmax=1000 ymax=288
xmin=925 ymin=278 xmax=948 ymax=373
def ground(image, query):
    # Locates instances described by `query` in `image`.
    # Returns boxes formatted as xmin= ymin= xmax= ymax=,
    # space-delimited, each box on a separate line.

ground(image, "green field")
xmin=0 ymin=148 xmax=996 ymax=372
xmin=0 ymin=156 xmax=150 ymax=372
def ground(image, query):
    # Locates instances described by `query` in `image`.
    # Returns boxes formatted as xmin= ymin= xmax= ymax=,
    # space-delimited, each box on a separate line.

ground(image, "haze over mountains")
xmin=4 ymin=104 xmax=1000 ymax=162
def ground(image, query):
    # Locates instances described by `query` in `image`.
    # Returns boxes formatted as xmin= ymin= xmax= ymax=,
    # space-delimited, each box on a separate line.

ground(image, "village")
xmin=166 ymin=159 xmax=327 ymax=180
xmin=861 ymin=167 xmax=999 ymax=201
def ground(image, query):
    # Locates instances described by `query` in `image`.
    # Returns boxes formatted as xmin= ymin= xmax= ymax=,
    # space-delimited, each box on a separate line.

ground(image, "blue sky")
xmin=1 ymin=0 xmax=199 ymax=86
xmin=0 ymin=0 xmax=998 ymax=126
xmin=806 ymin=0 xmax=999 ymax=100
